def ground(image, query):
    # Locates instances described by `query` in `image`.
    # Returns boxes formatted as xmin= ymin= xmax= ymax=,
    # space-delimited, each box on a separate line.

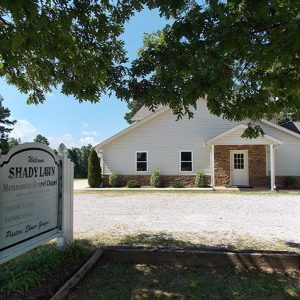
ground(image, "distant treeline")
xmin=67 ymin=145 xmax=92 ymax=179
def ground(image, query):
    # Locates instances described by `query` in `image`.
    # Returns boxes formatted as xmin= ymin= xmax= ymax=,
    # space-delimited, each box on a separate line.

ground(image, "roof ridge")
xmin=132 ymin=104 xmax=166 ymax=122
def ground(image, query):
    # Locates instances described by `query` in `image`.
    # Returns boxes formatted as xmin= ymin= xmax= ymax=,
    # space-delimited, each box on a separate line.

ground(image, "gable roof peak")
xmin=132 ymin=104 xmax=165 ymax=122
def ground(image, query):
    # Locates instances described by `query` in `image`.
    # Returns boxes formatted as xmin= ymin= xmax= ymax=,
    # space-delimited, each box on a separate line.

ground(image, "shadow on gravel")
xmin=77 ymin=232 xmax=300 ymax=254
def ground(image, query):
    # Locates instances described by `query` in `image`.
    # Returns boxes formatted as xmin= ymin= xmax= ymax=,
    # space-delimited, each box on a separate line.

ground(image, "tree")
xmin=34 ymin=134 xmax=50 ymax=145
xmin=8 ymin=137 xmax=21 ymax=149
xmin=123 ymin=0 xmax=300 ymax=137
xmin=3 ymin=2 xmax=298 ymax=136
xmin=0 ymin=1 xmax=189 ymax=104
xmin=277 ymin=109 xmax=300 ymax=124
xmin=68 ymin=144 xmax=92 ymax=178
xmin=80 ymin=144 xmax=93 ymax=177
xmin=0 ymin=96 xmax=16 ymax=154
xmin=124 ymin=99 xmax=145 ymax=124
xmin=88 ymin=148 xmax=101 ymax=188
xmin=68 ymin=147 xmax=81 ymax=178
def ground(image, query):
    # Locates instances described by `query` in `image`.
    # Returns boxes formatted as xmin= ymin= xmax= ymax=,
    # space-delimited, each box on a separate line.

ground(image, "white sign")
xmin=0 ymin=143 xmax=62 ymax=263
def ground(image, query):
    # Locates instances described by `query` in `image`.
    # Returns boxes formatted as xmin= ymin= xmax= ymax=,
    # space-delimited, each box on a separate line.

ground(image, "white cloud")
xmin=48 ymin=134 xmax=79 ymax=149
xmin=49 ymin=128 xmax=101 ymax=149
xmin=9 ymin=119 xmax=100 ymax=149
xmin=81 ymin=130 xmax=100 ymax=137
xmin=10 ymin=119 xmax=38 ymax=142
xmin=49 ymin=133 xmax=100 ymax=149
xmin=80 ymin=122 xmax=89 ymax=129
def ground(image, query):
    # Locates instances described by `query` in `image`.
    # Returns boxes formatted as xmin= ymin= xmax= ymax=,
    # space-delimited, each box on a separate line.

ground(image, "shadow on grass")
xmin=76 ymin=232 xmax=300 ymax=276
xmin=68 ymin=260 xmax=300 ymax=300
xmin=78 ymin=232 xmax=299 ymax=253
xmin=77 ymin=232 xmax=233 ymax=251
xmin=286 ymin=241 xmax=300 ymax=250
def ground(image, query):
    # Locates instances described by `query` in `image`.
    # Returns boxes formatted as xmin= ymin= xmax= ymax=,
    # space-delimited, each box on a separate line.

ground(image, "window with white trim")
xmin=136 ymin=152 xmax=148 ymax=172
xmin=180 ymin=151 xmax=193 ymax=171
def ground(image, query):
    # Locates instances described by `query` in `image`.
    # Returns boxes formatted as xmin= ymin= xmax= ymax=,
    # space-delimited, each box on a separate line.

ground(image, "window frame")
xmin=179 ymin=150 xmax=193 ymax=172
xmin=135 ymin=151 xmax=148 ymax=172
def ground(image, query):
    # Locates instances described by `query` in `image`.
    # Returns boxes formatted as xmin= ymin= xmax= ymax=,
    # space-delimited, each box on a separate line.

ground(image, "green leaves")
xmin=125 ymin=0 xmax=300 ymax=137
xmin=0 ymin=1 xmax=126 ymax=103
xmin=0 ymin=95 xmax=16 ymax=138
xmin=0 ymin=95 xmax=16 ymax=154
xmin=0 ymin=0 xmax=194 ymax=104
xmin=1 ymin=1 xmax=299 ymax=138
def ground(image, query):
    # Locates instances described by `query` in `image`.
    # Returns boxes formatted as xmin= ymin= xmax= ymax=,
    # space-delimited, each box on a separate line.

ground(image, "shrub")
xmin=127 ymin=180 xmax=141 ymax=188
xmin=88 ymin=148 xmax=102 ymax=188
xmin=150 ymin=169 xmax=161 ymax=187
xmin=283 ymin=176 xmax=296 ymax=188
xmin=195 ymin=170 xmax=207 ymax=187
xmin=170 ymin=180 xmax=183 ymax=188
xmin=109 ymin=173 xmax=119 ymax=187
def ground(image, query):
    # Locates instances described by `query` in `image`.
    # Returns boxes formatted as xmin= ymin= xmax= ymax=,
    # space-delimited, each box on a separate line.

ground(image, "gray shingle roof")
xmin=132 ymin=105 xmax=165 ymax=121
xmin=280 ymin=121 xmax=300 ymax=134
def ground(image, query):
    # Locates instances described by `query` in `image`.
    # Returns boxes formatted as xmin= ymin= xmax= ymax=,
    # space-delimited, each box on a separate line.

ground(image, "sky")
xmin=1 ymin=8 xmax=169 ymax=149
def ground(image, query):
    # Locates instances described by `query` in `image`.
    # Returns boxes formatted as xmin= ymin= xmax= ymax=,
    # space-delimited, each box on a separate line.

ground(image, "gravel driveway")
xmin=74 ymin=192 xmax=300 ymax=246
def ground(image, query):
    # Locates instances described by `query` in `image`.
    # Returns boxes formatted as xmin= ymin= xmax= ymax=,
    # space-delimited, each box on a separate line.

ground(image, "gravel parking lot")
xmin=74 ymin=192 xmax=300 ymax=247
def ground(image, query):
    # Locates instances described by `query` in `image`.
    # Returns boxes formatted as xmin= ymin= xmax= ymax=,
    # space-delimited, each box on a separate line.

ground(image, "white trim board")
xmin=261 ymin=119 xmax=300 ymax=139
xmin=205 ymin=124 xmax=283 ymax=146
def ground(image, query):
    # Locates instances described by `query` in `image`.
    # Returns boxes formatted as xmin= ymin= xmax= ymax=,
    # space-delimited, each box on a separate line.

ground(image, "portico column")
xmin=210 ymin=145 xmax=215 ymax=190
xmin=270 ymin=144 xmax=275 ymax=191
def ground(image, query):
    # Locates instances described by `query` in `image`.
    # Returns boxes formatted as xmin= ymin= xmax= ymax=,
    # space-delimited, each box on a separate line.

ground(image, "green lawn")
xmin=68 ymin=262 xmax=300 ymax=300
xmin=0 ymin=241 xmax=94 ymax=299
xmin=1 ymin=237 xmax=299 ymax=299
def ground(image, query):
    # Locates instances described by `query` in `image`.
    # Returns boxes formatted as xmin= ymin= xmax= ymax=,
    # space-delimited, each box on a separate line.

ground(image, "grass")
xmin=76 ymin=231 xmax=300 ymax=254
xmin=0 ymin=241 xmax=94 ymax=298
xmin=68 ymin=263 xmax=300 ymax=300
xmin=0 ymin=232 xmax=299 ymax=299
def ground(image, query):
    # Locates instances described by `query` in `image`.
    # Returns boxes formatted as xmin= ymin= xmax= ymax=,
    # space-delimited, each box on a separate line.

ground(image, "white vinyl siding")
xmin=211 ymin=128 xmax=274 ymax=145
xmin=102 ymin=100 xmax=238 ymax=175
xmin=101 ymin=99 xmax=300 ymax=176
xmin=259 ymin=122 xmax=300 ymax=176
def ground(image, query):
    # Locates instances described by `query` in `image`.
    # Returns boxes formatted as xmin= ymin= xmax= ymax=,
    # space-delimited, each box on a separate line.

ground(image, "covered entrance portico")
xmin=206 ymin=125 xmax=283 ymax=191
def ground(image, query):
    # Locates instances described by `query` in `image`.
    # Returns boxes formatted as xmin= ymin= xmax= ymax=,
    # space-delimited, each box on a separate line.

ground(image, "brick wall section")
xmin=214 ymin=145 xmax=268 ymax=187
xmin=102 ymin=174 xmax=210 ymax=187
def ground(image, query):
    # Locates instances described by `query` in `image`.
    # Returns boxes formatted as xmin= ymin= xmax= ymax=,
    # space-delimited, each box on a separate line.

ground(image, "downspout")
xmin=204 ymin=143 xmax=215 ymax=190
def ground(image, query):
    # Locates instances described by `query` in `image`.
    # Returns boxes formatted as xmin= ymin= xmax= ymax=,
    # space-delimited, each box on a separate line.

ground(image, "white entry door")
xmin=230 ymin=150 xmax=249 ymax=186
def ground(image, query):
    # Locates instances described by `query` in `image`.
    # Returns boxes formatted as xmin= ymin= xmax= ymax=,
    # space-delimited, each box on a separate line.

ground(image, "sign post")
xmin=57 ymin=143 xmax=74 ymax=247
xmin=0 ymin=142 xmax=73 ymax=264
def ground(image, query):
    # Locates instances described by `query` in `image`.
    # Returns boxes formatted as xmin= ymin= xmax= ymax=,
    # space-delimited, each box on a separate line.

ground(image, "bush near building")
xmin=88 ymin=149 xmax=102 ymax=188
